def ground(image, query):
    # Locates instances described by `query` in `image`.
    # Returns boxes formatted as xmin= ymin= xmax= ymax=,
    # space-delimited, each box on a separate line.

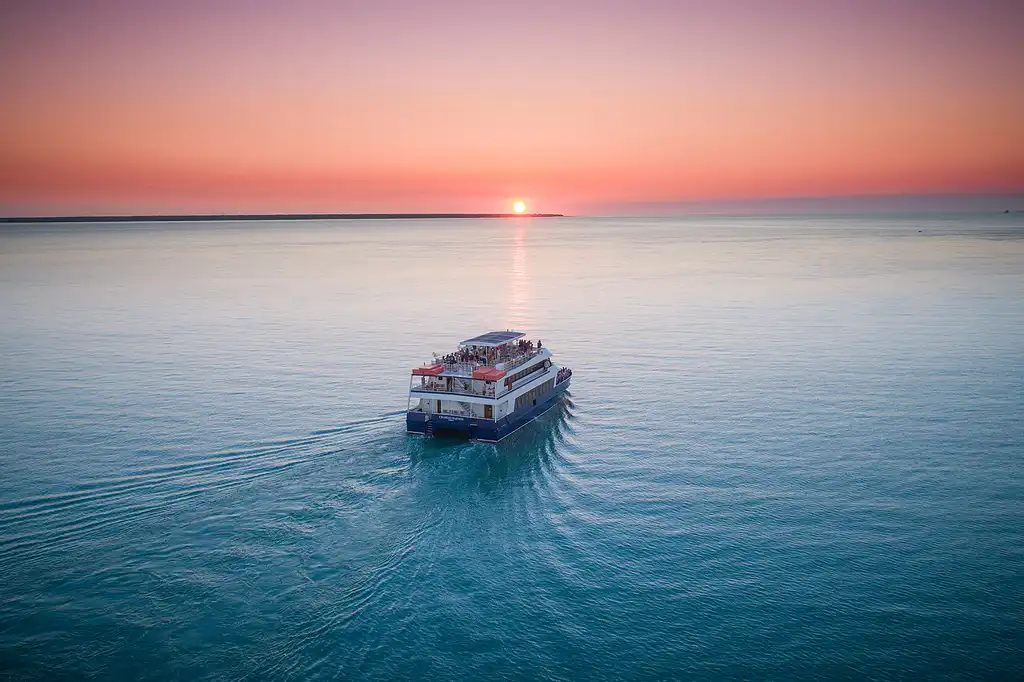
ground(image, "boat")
xmin=406 ymin=330 xmax=572 ymax=442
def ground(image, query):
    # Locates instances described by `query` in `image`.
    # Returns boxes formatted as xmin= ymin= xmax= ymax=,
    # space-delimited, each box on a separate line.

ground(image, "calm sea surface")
xmin=1 ymin=215 xmax=1022 ymax=680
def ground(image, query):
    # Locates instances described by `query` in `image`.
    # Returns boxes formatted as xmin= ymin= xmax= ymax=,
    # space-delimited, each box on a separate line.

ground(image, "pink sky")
xmin=1 ymin=0 xmax=1022 ymax=215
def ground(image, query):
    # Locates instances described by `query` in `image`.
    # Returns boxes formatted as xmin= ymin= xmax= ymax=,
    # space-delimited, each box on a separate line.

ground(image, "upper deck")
xmin=413 ymin=331 xmax=547 ymax=378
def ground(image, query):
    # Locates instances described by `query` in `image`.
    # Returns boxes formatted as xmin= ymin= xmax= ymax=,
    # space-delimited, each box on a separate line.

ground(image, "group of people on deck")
xmin=440 ymin=339 xmax=542 ymax=367
xmin=441 ymin=347 xmax=481 ymax=366
xmin=514 ymin=339 xmax=540 ymax=354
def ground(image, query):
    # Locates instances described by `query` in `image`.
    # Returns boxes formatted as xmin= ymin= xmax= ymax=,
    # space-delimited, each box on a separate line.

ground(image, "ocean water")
xmin=1 ymin=215 xmax=1022 ymax=680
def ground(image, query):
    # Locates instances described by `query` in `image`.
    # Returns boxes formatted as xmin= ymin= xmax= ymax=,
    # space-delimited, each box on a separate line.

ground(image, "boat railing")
xmin=413 ymin=356 xmax=555 ymax=398
xmin=411 ymin=378 xmax=498 ymax=398
xmin=500 ymin=349 xmax=544 ymax=372
xmin=423 ymin=348 xmax=545 ymax=375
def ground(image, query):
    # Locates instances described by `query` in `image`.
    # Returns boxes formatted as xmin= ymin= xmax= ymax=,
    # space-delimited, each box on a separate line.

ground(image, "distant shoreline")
xmin=0 ymin=213 xmax=564 ymax=224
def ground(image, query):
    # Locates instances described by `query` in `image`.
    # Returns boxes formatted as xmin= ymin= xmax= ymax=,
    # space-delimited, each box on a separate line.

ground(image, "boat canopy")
xmin=460 ymin=331 xmax=525 ymax=347
xmin=412 ymin=363 xmax=445 ymax=376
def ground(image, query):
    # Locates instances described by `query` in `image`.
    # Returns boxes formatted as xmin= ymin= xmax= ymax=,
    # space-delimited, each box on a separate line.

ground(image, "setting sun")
xmin=513 ymin=200 xmax=526 ymax=214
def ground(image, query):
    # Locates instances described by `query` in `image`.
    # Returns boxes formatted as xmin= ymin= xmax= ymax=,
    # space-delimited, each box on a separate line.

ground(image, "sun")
xmin=512 ymin=200 xmax=526 ymax=214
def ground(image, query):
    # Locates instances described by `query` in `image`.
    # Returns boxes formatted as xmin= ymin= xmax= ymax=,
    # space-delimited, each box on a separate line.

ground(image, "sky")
xmin=1 ymin=0 xmax=1022 ymax=216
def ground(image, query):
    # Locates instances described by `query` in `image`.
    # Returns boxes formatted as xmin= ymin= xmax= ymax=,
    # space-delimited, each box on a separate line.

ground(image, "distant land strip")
xmin=0 ymin=213 xmax=564 ymax=224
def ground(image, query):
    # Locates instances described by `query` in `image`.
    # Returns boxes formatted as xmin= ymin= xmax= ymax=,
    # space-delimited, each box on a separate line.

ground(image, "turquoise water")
xmin=1 ymin=215 xmax=1022 ymax=680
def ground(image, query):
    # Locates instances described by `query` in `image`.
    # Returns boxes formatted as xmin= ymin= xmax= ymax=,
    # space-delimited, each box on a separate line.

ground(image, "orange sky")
xmin=1 ymin=1 xmax=1022 ymax=215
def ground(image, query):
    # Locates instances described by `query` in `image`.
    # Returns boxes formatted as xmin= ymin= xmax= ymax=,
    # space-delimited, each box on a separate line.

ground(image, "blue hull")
xmin=407 ymin=378 xmax=570 ymax=442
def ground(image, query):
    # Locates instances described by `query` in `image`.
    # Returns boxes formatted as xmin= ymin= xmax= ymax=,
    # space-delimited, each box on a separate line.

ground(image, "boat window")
xmin=514 ymin=378 xmax=555 ymax=411
xmin=508 ymin=361 xmax=546 ymax=386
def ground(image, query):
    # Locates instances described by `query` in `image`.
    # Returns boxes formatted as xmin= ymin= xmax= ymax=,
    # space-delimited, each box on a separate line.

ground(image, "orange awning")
xmin=412 ymin=363 xmax=445 ymax=376
xmin=472 ymin=367 xmax=507 ymax=381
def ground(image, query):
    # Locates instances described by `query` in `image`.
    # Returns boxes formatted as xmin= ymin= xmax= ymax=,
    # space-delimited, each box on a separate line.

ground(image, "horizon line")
xmin=0 ymin=212 xmax=566 ymax=224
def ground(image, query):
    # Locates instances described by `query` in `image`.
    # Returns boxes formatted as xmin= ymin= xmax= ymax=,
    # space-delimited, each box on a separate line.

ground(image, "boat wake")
xmin=0 ymin=411 xmax=406 ymax=562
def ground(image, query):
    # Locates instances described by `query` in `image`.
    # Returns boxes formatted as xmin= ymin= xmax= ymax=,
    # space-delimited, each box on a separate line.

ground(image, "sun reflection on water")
xmin=508 ymin=221 xmax=532 ymax=330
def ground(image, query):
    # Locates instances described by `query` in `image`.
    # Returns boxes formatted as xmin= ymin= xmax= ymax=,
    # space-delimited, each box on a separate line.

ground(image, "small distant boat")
xmin=406 ymin=330 xmax=572 ymax=442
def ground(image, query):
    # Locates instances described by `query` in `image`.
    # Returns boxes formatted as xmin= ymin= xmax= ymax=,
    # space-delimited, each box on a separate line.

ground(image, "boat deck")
xmin=419 ymin=337 xmax=546 ymax=378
